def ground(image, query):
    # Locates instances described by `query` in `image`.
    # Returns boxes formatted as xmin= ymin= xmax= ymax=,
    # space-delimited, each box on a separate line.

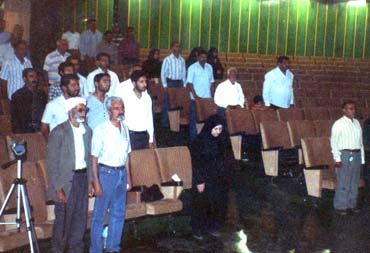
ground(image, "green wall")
xmin=68 ymin=0 xmax=370 ymax=58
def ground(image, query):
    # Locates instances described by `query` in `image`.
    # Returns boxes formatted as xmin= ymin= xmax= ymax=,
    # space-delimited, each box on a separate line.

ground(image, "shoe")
xmin=334 ymin=209 xmax=348 ymax=216
xmin=192 ymin=231 xmax=204 ymax=240
xmin=207 ymin=230 xmax=222 ymax=237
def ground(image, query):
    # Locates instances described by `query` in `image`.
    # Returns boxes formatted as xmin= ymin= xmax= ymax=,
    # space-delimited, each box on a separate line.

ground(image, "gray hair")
xmin=105 ymin=96 xmax=124 ymax=110
xmin=227 ymin=67 xmax=238 ymax=76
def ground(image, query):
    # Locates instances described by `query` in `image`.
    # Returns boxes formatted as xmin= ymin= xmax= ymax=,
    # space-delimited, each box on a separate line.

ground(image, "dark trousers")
xmin=129 ymin=130 xmax=149 ymax=150
xmin=191 ymin=183 xmax=228 ymax=233
xmin=52 ymin=171 xmax=88 ymax=253
xmin=161 ymin=79 xmax=184 ymax=127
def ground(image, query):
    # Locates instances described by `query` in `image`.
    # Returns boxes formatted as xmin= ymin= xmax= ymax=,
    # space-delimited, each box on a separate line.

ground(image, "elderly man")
xmin=97 ymin=30 xmax=119 ymax=64
xmin=79 ymin=19 xmax=102 ymax=63
xmin=262 ymin=55 xmax=294 ymax=109
xmin=43 ymin=39 xmax=70 ymax=86
xmin=90 ymin=96 xmax=131 ymax=253
xmin=47 ymin=97 xmax=92 ymax=253
xmin=118 ymin=26 xmax=139 ymax=64
xmin=214 ymin=67 xmax=245 ymax=117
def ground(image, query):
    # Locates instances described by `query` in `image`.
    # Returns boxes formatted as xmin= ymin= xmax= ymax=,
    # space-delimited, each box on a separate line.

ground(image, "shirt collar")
xmin=343 ymin=115 xmax=355 ymax=122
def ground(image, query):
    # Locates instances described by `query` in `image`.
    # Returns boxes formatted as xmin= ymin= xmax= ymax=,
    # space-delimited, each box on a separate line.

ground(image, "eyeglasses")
xmin=77 ymin=107 xmax=89 ymax=113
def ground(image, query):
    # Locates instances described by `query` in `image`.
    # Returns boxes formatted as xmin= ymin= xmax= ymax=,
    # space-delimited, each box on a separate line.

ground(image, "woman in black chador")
xmin=190 ymin=114 xmax=233 ymax=240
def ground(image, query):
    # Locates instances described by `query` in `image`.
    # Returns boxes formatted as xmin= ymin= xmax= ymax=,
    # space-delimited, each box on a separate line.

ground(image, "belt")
xmin=73 ymin=168 xmax=87 ymax=173
xmin=166 ymin=78 xmax=182 ymax=82
xmin=129 ymin=130 xmax=148 ymax=135
xmin=98 ymin=163 xmax=125 ymax=170
xmin=341 ymin=149 xmax=361 ymax=153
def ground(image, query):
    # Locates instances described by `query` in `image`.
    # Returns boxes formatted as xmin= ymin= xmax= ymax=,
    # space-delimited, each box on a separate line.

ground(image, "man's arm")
xmin=125 ymin=159 xmax=132 ymax=190
xmin=160 ymin=58 xmax=168 ymax=88
xmin=262 ymin=75 xmax=271 ymax=107
xmin=91 ymin=155 xmax=102 ymax=197
xmin=147 ymin=97 xmax=154 ymax=147
xmin=330 ymin=122 xmax=342 ymax=167
xmin=0 ymin=79 xmax=7 ymax=99
xmin=40 ymin=123 xmax=50 ymax=141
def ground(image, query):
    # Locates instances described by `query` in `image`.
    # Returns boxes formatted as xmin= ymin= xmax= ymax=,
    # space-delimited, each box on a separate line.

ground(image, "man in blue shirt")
xmin=186 ymin=49 xmax=214 ymax=141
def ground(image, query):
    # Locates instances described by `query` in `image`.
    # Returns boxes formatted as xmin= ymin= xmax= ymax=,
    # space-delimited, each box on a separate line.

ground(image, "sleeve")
xmin=86 ymin=72 xmax=95 ymax=94
xmin=359 ymin=122 xmax=365 ymax=164
xmin=208 ymin=65 xmax=215 ymax=84
xmin=147 ymin=97 xmax=154 ymax=143
xmin=237 ymin=84 xmax=245 ymax=108
xmin=91 ymin=125 xmax=103 ymax=157
xmin=262 ymin=73 xmax=271 ymax=106
xmin=290 ymin=75 xmax=294 ymax=105
xmin=186 ymin=65 xmax=194 ymax=84
xmin=330 ymin=122 xmax=342 ymax=162
xmin=214 ymin=83 xmax=224 ymax=108
xmin=0 ymin=61 xmax=10 ymax=80
xmin=41 ymin=102 xmax=53 ymax=124
xmin=125 ymin=125 xmax=132 ymax=154
xmin=160 ymin=58 xmax=168 ymax=88
xmin=182 ymin=59 xmax=187 ymax=86
xmin=43 ymin=55 xmax=50 ymax=71
xmin=79 ymin=32 xmax=87 ymax=56
xmin=107 ymin=72 xmax=119 ymax=97
xmin=47 ymin=128 xmax=63 ymax=191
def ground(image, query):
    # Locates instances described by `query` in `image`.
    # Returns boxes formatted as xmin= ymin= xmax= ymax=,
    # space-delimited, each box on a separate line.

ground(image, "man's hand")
xmin=196 ymin=183 xmax=205 ymax=193
xmin=93 ymin=180 xmax=103 ymax=197
xmin=334 ymin=162 xmax=342 ymax=168
xmin=88 ymin=183 xmax=95 ymax=197
xmin=56 ymin=189 xmax=67 ymax=203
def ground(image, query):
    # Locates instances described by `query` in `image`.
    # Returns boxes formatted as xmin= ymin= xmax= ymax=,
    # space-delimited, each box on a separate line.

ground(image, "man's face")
xmin=15 ymin=43 xmax=27 ymax=58
xmin=228 ymin=70 xmax=237 ymax=83
xmin=23 ymin=71 xmax=38 ymax=89
xmin=71 ymin=103 xmax=87 ymax=123
xmin=127 ymin=28 xmax=135 ymax=38
xmin=198 ymin=53 xmax=207 ymax=66
xmin=64 ymin=79 xmax=80 ymax=98
xmin=57 ymin=40 xmax=69 ymax=54
xmin=343 ymin=103 xmax=356 ymax=119
xmin=278 ymin=59 xmax=290 ymax=72
xmin=13 ymin=25 xmax=24 ymax=38
xmin=105 ymin=33 xmax=113 ymax=42
xmin=88 ymin=21 xmax=97 ymax=31
xmin=96 ymin=76 xmax=111 ymax=93
xmin=97 ymin=56 xmax=109 ymax=70
xmin=172 ymin=43 xmax=181 ymax=55
xmin=62 ymin=66 xmax=74 ymax=76
xmin=135 ymin=76 xmax=147 ymax=92
xmin=109 ymin=101 xmax=124 ymax=121
xmin=69 ymin=59 xmax=81 ymax=73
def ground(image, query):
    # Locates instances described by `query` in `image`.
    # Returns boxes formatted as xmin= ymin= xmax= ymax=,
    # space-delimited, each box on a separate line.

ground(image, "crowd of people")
xmin=0 ymin=17 xmax=367 ymax=253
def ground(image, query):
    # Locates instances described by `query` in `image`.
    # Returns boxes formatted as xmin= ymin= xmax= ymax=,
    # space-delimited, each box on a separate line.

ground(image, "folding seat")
xmin=194 ymin=98 xmax=218 ymax=133
xmin=225 ymin=108 xmax=259 ymax=160
xmin=328 ymin=108 xmax=342 ymax=120
xmin=252 ymin=109 xmax=278 ymax=132
xmin=277 ymin=108 xmax=304 ymax=121
xmin=260 ymin=121 xmax=301 ymax=177
xmin=303 ymin=107 xmax=330 ymax=120
xmin=147 ymin=82 xmax=165 ymax=113
xmin=0 ymin=115 xmax=12 ymax=136
xmin=129 ymin=149 xmax=182 ymax=216
xmin=167 ymin=88 xmax=190 ymax=132
xmin=6 ymin=132 xmax=47 ymax=162
xmin=313 ymin=120 xmax=335 ymax=137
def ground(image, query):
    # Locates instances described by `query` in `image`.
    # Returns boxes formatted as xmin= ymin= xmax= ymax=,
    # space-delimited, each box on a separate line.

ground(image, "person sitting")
xmin=142 ymin=48 xmax=162 ymax=80
xmin=250 ymin=95 xmax=267 ymax=111
xmin=207 ymin=47 xmax=224 ymax=80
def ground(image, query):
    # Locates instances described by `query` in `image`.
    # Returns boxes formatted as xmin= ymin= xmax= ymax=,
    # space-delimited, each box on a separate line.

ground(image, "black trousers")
xmin=191 ymin=183 xmax=228 ymax=232
xmin=52 ymin=171 xmax=88 ymax=253
xmin=129 ymin=130 xmax=149 ymax=150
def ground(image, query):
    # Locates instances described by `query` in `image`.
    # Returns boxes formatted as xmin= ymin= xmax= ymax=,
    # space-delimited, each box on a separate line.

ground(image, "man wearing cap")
xmin=47 ymin=97 xmax=93 ymax=253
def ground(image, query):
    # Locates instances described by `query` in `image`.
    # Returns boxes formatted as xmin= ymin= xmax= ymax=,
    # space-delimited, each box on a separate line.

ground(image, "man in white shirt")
xmin=66 ymin=55 xmax=88 ymax=98
xmin=86 ymin=52 xmax=119 ymax=96
xmin=90 ymin=96 xmax=132 ymax=253
xmin=331 ymin=101 xmax=364 ymax=216
xmin=40 ymin=74 xmax=80 ymax=140
xmin=119 ymin=70 xmax=154 ymax=150
xmin=262 ymin=56 xmax=294 ymax=109
xmin=114 ymin=64 xmax=142 ymax=97
xmin=214 ymin=67 xmax=245 ymax=117
xmin=62 ymin=23 xmax=80 ymax=57
xmin=79 ymin=19 xmax=102 ymax=59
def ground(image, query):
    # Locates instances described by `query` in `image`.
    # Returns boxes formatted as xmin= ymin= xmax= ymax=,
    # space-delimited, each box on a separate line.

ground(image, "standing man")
xmin=160 ymin=41 xmax=186 ymax=128
xmin=86 ymin=73 xmax=110 ymax=130
xmin=66 ymin=55 xmax=88 ymax=98
xmin=0 ymin=18 xmax=13 ymax=69
xmin=119 ymin=70 xmax=154 ymax=150
xmin=62 ymin=23 xmax=80 ymax=57
xmin=48 ymin=62 xmax=74 ymax=101
xmin=86 ymin=52 xmax=119 ymax=96
xmin=90 ymin=96 xmax=131 ymax=253
xmin=118 ymin=26 xmax=140 ymax=64
xmin=79 ymin=19 xmax=102 ymax=69
xmin=262 ymin=56 xmax=294 ymax=109
xmin=47 ymin=97 xmax=92 ymax=253
xmin=186 ymin=49 xmax=214 ymax=141
xmin=114 ymin=64 xmax=142 ymax=97
xmin=214 ymin=67 xmax=245 ymax=117
xmin=0 ymin=40 xmax=32 ymax=99
xmin=97 ymin=30 xmax=119 ymax=64
xmin=43 ymin=39 xmax=70 ymax=87
xmin=331 ymin=101 xmax=364 ymax=216
xmin=40 ymin=74 xmax=80 ymax=140
xmin=10 ymin=68 xmax=47 ymax=133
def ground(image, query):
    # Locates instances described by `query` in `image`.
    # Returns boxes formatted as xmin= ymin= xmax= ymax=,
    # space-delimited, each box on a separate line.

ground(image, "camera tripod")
xmin=0 ymin=141 xmax=40 ymax=253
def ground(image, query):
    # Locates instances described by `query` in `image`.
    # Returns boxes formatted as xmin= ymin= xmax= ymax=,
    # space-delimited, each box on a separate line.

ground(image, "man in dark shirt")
xmin=10 ymin=68 xmax=47 ymax=133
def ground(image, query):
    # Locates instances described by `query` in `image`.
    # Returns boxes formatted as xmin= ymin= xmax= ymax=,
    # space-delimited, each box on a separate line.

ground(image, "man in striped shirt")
xmin=160 ymin=41 xmax=186 ymax=128
xmin=0 ymin=40 xmax=32 ymax=99
xmin=43 ymin=39 xmax=70 ymax=87
xmin=331 ymin=100 xmax=364 ymax=216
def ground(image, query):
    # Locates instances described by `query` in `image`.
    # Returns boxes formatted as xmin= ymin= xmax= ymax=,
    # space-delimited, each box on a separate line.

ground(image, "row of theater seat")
xmin=0 ymin=131 xmax=192 ymax=252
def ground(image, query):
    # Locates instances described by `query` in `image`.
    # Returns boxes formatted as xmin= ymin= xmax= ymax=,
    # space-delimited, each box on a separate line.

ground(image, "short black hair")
xmin=342 ymin=100 xmax=355 ymax=109
xmin=131 ymin=70 xmax=147 ymax=83
xmin=277 ymin=56 xmax=290 ymax=64
xmin=66 ymin=55 xmax=80 ymax=64
xmin=104 ymin=30 xmax=112 ymax=36
xmin=94 ymin=73 xmax=110 ymax=83
xmin=58 ymin=62 xmax=74 ymax=75
xmin=13 ymin=40 xmax=27 ymax=49
xmin=171 ymin=41 xmax=180 ymax=48
xmin=61 ymin=74 xmax=79 ymax=87
xmin=198 ymin=49 xmax=207 ymax=56
xmin=253 ymin=95 xmax=264 ymax=104
xmin=22 ymin=68 xmax=36 ymax=78
xmin=96 ymin=52 xmax=110 ymax=61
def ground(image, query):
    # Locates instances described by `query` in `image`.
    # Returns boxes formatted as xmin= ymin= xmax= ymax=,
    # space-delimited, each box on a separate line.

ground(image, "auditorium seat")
xmin=0 ymin=136 xmax=8 ymax=165
xmin=277 ymin=108 xmax=304 ymax=121
xmin=303 ymin=107 xmax=330 ymax=120
xmin=0 ymin=115 xmax=12 ymax=136
xmin=313 ymin=120 xmax=335 ymax=137
xmin=6 ymin=132 xmax=47 ymax=162
xmin=252 ymin=109 xmax=278 ymax=132
xmin=147 ymin=82 xmax=165 ymax=113
xmin=35 ymin=160 xmax=49 ymax=192
xmin=129 ymin=149 xmax=183 ymax=216
xmin=194 ymin=98 xmax=218 ymax=133
xmin=167 ymin=88 xmax=190 ymax=132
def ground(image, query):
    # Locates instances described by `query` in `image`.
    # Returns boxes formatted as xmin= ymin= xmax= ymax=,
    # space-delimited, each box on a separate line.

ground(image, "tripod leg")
xmin=16 ymin=184 xmax=22 ymax=230
xmin=0 ymin=183 xmax=16 ymax=216
xmin=20 ymin=185 xmax=40 ymax=253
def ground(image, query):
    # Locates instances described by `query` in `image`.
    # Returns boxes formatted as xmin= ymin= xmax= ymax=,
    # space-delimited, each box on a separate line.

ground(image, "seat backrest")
xmin=252 ymin=109 xmax=278 ymax=132
xmin=260 ymin=121 xmax=292 ymax=149
xmin=194 ymin=98 xmax=218 ymax=123
xmin=0 ymin=161 xmax=47 ymax=223
xmin=277 ymin=108 xmax=304 ymax=121
xmin=129 ymin=149 xmax=162 ymax=187
xmin=0 ymin=135 xmax=9 ymax=165
xmin=6 ymin=132 xmax=47 ymax=162
xmin=147 ymin=83 xmax=165 ymax=113
xmin=36 ymin=159 xmax=49 ymax=192
xmin=0 ymin=115 xmax=12 ymax=136
xmin=303 ymin=107 xmax=330 ymax=120
xmin=313 ymin=120 xmax=335 ymax=137
xmin=301 ymin=137 xmax=335 ymax=170
xmin=287 ymin=120 xmax=316 ymax=147
xmin=154 ymin=146 xmax=192 ymax=189
xmin=167 ymin=87 xmax=191 ymax=122
xmin=225 ymin=108 xmax=258 ymax=135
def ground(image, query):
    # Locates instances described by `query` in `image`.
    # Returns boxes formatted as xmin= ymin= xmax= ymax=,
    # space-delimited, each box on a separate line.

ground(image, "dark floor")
xmin=15 ymin=115 xmax=370 ymax=252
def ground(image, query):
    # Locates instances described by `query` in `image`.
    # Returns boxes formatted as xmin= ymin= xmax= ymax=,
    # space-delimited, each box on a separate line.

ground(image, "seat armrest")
xmin=169 ymin=107 xmax=183 ymax=111
xmin=262 ymin=146 xmax=283 ymax=151
xmin=130 ymin=185 xmax=145 ymax=193
xmin=127 ymin=191 xmax=142 ymax=204
xmin=230 ymin=132 xmax=245 ymax=136
xmin=305 ymin=165 xmax=329 ymax=170
xmin=161 ymin=181 xmax=183 ymax=187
